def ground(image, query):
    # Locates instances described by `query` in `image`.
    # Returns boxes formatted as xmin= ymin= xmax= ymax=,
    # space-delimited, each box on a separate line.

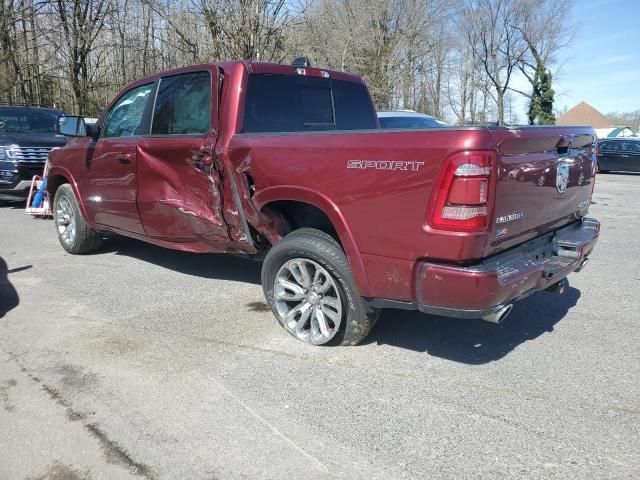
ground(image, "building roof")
xmin=556 ymin=102 xmax=613 ymax=128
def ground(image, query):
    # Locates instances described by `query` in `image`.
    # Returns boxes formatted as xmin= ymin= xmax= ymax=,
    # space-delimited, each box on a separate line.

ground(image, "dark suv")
xmin=596 ymin=137 xmax=640 ymax=173
xmin=0 ymin=105 xmax=67 ymax=197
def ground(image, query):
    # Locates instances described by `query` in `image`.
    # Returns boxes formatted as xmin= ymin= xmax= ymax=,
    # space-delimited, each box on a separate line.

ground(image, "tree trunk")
xmin=497 ymin=90 xmax=504 ymax=126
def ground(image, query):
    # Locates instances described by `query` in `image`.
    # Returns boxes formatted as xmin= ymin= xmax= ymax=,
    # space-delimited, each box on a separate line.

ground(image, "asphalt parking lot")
xmin=1 ymin=173 xmax=639 ymax=480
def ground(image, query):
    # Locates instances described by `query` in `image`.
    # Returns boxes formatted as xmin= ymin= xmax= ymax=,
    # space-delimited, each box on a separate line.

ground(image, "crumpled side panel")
xmin=215 ymin=151 xmax=247 ymax=245
xmin=222 ymin=146 xmax=284 ymax=247
xmin=137 ymin=138 xmax=239 ymax=251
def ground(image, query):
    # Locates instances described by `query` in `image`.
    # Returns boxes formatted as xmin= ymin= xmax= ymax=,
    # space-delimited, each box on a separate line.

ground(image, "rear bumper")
xmin=370 ymin=218 xmax=599 ymax=319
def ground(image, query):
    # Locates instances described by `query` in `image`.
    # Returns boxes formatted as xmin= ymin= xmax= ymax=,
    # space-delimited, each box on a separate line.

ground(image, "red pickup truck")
xmin=48 ymin=60 xmax=600 ymax=346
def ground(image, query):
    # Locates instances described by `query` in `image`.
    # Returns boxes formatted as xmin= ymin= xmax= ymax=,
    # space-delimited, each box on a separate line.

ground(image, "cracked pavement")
xmin=1 ymin=173 xmax=639 ymax=479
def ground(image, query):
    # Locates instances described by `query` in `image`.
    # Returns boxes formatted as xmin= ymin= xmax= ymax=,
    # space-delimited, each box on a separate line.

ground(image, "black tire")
xmin=53 ymin=184 xmax=102 ymax=254
xmin=598 ymin=164 xmax=609 ymax=173
xmin=262 ymin=228 xmax=379 ymax=346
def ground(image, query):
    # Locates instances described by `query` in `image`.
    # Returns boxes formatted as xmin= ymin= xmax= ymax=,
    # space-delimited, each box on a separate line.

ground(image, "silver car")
xmin=377 ymin=110 xmax=449 ymax=129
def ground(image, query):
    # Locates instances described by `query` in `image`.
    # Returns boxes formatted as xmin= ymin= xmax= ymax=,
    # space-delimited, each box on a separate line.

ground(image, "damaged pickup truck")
xmin=48 ymin=60 xmax=600 ymax=346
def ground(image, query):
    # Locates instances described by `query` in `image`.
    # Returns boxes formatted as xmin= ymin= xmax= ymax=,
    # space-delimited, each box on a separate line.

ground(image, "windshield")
xmin=0 ymin=108 xmax=62 ymax=132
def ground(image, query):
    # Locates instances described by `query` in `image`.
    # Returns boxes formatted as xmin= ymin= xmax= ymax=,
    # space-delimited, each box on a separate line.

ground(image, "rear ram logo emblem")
xmin=347 ymin=160 xmax=424 ymax=171
xmin=556 ymin=162 xmax=570 ymax=193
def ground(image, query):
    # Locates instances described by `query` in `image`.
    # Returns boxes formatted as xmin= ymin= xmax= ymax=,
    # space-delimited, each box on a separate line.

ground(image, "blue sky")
xmin=512 ymin=0 xmax=639 ymax=118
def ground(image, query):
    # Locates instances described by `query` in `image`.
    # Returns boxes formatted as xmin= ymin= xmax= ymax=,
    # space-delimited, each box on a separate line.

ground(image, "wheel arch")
xmin=46 ymin=167 xmax=91 ymax=223
xmin=254 ymin=186 xmax=371 ymax=297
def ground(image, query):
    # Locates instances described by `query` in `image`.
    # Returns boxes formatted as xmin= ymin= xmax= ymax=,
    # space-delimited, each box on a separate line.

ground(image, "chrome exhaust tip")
xmin=482 ymin=304 xmax=513 ymax=324
xmin=575 ymin=257 xmax=590 ymax=272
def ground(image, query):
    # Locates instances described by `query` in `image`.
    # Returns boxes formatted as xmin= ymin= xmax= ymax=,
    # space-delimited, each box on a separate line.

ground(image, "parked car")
xmin=0 ymin=105 xmax=67 ymax=197
xmin=596 ymin=137 xmax=640 ymax=173
xmin=48 ymin=60 xmax=599 ymax=346
xmin=378 ymin=110 xmax=449 ymax=129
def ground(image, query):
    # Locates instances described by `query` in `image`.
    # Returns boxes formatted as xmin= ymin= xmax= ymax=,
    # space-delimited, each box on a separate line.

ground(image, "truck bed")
xmin=232 ymin=125 xmax=596 ymax=263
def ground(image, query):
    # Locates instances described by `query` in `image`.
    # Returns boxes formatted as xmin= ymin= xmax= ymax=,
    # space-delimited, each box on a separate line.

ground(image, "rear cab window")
xmin=242 ymin=74 xmax=377 ymax=133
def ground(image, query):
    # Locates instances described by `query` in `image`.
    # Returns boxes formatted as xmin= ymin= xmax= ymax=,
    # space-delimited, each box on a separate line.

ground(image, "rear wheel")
xmin=262 ymin=228 xmax=379 ymax=346
xmin=53 ymin=184 xmax=102 ymax=254
xmin=597 ymin=163 xmax=609 ymax=173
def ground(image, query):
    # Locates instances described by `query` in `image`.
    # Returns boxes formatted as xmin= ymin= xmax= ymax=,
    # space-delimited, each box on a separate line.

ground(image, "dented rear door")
xmin=136 ymin=67 xmax=232 ymax=250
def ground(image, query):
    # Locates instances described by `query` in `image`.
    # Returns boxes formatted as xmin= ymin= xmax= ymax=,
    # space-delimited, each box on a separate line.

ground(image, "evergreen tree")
xmin=528 ymin=64 xmax=556 ymax=125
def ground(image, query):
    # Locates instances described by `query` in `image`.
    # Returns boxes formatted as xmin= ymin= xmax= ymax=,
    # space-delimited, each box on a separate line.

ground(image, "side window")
xmin=152 ymin=71 xmax=211 ymax=135
xmin=103 ymin=84 xmax=153 ymax=138
xmin=602 ymin=141 xmax=619 ymax=152
xmin=621 ymin=142 xmax=640 ymax=153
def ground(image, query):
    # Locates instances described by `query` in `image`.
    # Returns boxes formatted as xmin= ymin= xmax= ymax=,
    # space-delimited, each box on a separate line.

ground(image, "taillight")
xmin=429 ymin=151 xmax=494 ymax=231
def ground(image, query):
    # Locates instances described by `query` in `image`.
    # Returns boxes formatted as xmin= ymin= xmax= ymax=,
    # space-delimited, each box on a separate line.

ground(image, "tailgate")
xmin=485 ymin=127 xmax=596 ymax=256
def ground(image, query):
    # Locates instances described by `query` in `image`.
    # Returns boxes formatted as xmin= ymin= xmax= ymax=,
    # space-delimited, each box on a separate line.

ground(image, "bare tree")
xmin=1 ymin=1 xmax=29 ymax=102
xmin=464 ymin=0 xmax=526 ymax=125
xmin=197 ymin=0 xmax=297 ymax=61
xmin=510 ymin=0 xmax=574 ymax=124
xmin=48 ymin=0 xmax=111 ymax=114
xmin=446 ymin=37 xmax=476 ymax=124
xmin=516 ymin=0 xmax=574 ymax=83
xmin=0 ymin=0 xmax=577 ymax=121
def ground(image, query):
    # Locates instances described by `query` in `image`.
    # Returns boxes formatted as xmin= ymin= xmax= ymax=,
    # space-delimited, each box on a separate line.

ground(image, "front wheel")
xmin=53 ymin=184 xmax=102 ymax=254
xmin=261 ymin=228 xmax=379 ymax=346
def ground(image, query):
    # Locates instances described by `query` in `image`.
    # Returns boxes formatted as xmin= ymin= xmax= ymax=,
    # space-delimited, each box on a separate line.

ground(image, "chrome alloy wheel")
xmin=273 ymin=258 xmax=343 ymax=345
xmin=55 ymin=195 xmax=76 ymax=246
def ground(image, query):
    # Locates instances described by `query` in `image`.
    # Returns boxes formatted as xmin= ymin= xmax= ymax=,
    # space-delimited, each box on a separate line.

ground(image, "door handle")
xmin=116 ymin=153 xmax=132 ymax=164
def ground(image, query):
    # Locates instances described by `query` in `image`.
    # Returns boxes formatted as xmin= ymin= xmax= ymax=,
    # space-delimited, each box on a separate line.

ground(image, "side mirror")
xmin=57 ymin=115 xmax=87 ymax=137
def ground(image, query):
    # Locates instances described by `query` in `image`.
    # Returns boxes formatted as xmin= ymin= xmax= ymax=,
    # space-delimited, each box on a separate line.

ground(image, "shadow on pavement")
xmin=366 ymin=286 xmax=581 ymax=364
xmin=601 ymin=172 xmax=640 ymax=176
xmin=0 ymin=197 xmax=27 ymax=208
xmin=88 ymin=235 xmax=580 ymax=363
xmin=1 ymin=258 xmax=29 ymax=319
xmin=108 ymin=236 xmax=262 ymax=285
